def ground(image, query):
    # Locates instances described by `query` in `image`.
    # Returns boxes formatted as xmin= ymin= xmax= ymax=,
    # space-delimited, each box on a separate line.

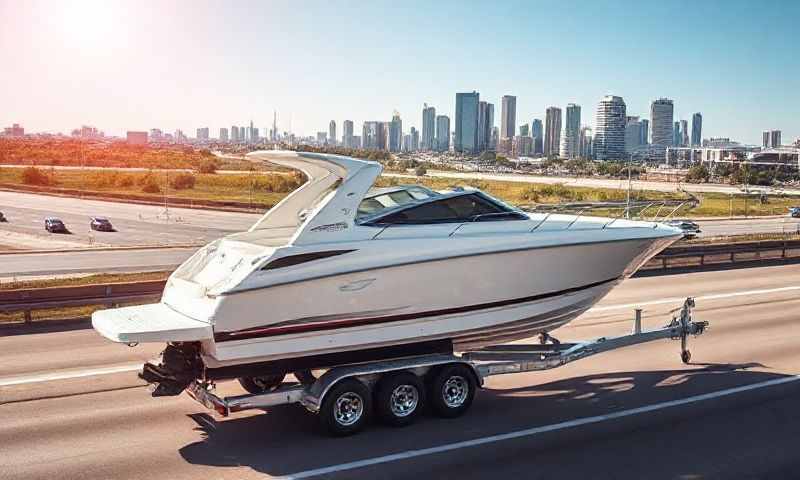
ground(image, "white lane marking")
xmin=591 ymin=285 xmax=800 ymax=312
xmin=278 ymin=375 xmax=800 ymax=479
xmin=0 ymin=363 xmax=142 ymax=387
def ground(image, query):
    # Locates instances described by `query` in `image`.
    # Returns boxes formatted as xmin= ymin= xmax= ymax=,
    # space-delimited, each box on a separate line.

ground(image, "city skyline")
xmin=1 ymin=0 xmax=798 ymax=144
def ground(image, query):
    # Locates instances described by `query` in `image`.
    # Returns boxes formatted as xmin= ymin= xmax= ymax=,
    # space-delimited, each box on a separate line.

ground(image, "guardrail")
xmin=641 ymin=238 xmax=800 ymax=271
xmin=2 ymin=239 xmax=800 ymax=325
xmin=0 ymin=280 xmax=166 ymax=323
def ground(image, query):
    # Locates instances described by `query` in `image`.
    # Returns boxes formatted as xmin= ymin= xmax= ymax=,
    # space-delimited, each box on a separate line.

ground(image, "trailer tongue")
xmin=186 ymin=298 xmax=708 ymax=436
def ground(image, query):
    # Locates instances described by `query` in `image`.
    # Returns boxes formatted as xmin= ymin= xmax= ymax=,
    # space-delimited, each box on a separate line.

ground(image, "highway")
xmin=0 ymin=190 xmax=259 ymax=249
xmin=2 ymin=264 xmax=800 ymax=479
xmin=389 ymin=170 xmax=800 ymax=196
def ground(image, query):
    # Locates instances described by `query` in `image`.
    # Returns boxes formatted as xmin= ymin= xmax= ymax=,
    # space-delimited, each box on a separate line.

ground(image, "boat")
xmin=92 ymin=150 xmax=683 ymax=396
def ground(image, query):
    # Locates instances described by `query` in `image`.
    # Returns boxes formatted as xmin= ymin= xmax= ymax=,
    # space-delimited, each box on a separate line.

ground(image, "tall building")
xmin=624 ymin=116 xmax=642 ymax=154
xmin=640 ymin=119 xmax=649 ymax=145
xmin=531 ymin=119 xmax=543 ymax=155
xmin=680 ymin=119 xmax=689 ymax=146
xmin=500 ymin=95 xmax=517 ymax=141
xmin=511 ymin=136 xmax=533 ymax=158
xmin=579 ymin=126 xmax=594 ymax=159
xmin=763 ymin=130 xmax=781 ymax=148
xmin=594 ymin=95 xmax=627 ymax=160
xmin=519 ymin=124 xmax=530 ymax=137
xmin=231 ymin=126 xmax=239 ymax=142
xmin=362 ymin=121 xmax=386 ymax=150
xmin=477 ymin=101 xmax=494 ymax=151
xmin=410 ymin=126 xmax=419 ymax=151
xmin=342 ymin=120 xmax=354 ymax=148
xmin=691 ymin=113 xmax=702 ymax=146
xmin=316 ymin=132 xmax=327 ymax=144
xmin=650 ymin=98 xmax=674 ymax=147
xmin=2 ymin=123 xmax=24 ymax=136
xmin=219 ymin=127 xmax=228 ymax=142
xmin=455 ymin=91 xmax=480 ymax=154
xmin=329 ymin=120 xmax=336 ymax=146
xmin=422 ymin=104 xmax=436 ymax=150
xmin=436 ymin=115 xmax=450 ymax=152
xmin=673 ymin=121 xmax=682 ymax=146
xmin=544 ymin=107 xmax=562 ymax=157
xmin=196 ymin=127 xmax=209 ymax=141
xmin=388 ymin=112 xmax=403 ymax=152
xmin=559 ymin=103 xmax=581 ymax=159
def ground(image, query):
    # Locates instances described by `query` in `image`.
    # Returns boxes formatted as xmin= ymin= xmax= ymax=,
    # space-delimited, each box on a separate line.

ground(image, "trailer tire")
xmin=238 ymin=373 xmax=286 ymax=394
xmin=374 ymin=372 xmax=425 ymax=427
xmin=320 ymin=378 xmax=372 ymax=436
xmin=428 ymin=364 xmax=476 ymax=418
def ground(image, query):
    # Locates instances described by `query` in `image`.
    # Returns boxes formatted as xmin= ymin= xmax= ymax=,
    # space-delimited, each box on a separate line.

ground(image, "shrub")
xmin=140 ymin=176 xmax=161 ymax=193
xmin=197 ymin=159 xmax=218 ymax=174
xmin=169 ymin=173 xmax=196 ymax=190
xmin=21 ymin=166 xmax=52 ymax=186
xmin=415 ymin=166 xmax=427 ymax=177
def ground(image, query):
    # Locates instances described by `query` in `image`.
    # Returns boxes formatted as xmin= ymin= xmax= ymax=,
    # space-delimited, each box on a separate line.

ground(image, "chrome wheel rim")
xmin=442 ymin=376 xmax=468 ymax=408
xmin=389 ymin=384 xmax=419 ymax=417
xmin=334 ymin=392 xmax=364 ymax=426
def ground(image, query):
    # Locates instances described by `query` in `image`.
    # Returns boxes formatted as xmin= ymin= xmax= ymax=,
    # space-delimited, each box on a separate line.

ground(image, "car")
xmin=665 ymin=219 xmax=701 ymax=238
xmin=90 ymin=216 xmax=114 ymax=231
xmin=44 ymin=217 xmax=68 ymax=233
xmin=789 ymin=207 xmax=800 ymax=218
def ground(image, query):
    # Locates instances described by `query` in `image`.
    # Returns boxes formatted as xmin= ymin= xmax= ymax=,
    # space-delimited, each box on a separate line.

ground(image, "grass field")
xmin=0 ymin=167 xmax=303 ymax=206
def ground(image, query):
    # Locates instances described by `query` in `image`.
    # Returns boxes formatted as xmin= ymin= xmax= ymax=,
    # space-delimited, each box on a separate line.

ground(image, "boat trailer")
xmin=188 ymin=297 xmax=708 ymax=435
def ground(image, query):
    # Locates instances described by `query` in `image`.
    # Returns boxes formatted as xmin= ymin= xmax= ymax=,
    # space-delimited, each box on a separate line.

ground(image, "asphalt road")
xmin=0 ymin=190 xmax=259 ymax=249
xmin=2 ymin=264 xmax=800 ymax=479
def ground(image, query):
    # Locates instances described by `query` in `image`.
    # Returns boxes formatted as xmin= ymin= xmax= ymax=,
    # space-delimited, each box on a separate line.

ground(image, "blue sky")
xmin=1 ymin=0 xmax=797 ymax=144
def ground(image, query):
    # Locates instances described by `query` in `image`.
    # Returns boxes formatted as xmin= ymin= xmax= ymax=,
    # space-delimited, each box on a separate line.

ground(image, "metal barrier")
xmin=0 ymin=280 xmax=166 ymax=323
xmin=642 ymin=239 xmax=800 ymax=270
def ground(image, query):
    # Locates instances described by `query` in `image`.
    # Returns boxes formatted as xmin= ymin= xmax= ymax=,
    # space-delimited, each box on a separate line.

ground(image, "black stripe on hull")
xmin=214 ymin=276 xmax=620 ymax=343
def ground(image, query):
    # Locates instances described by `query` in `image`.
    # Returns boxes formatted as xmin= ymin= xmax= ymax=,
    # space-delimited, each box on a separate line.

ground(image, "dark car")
xmin=789 ymin=207 xmax=800 ymax=218
xmin=665 ymin=219 xmax=701 ymax=238
xmin=90 ymin=216 xmax=114 ymax=231
xmin=44 ymin=217 xmax=68 ymax=233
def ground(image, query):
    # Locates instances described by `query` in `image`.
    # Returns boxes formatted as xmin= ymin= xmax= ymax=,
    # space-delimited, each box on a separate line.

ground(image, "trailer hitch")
xmin=666 ymin=297 xmax=709 ymax=364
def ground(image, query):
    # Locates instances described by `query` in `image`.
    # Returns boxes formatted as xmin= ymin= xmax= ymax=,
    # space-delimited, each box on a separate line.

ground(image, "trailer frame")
xmin=188 ymin=297 xmax=708 ymax=434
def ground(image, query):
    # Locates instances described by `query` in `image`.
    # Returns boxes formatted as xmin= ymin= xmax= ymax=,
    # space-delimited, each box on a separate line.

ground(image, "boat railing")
xmin=522 ymin=199 xmax=698 ymax=232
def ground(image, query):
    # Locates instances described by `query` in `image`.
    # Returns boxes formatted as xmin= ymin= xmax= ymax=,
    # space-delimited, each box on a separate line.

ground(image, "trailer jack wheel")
xmin=681 ymin=350 xmax=692 ymax=364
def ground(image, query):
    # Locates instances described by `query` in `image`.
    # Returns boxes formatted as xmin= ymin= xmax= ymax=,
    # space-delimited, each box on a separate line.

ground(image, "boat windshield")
xmin=361 ymin=192 xmax=528 ymax=225
xmin=356 ymin=186 xmax=438 ymax=219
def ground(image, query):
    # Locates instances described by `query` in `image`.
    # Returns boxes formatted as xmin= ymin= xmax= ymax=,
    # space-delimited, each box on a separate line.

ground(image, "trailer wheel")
xmin=374 ymin=372 xmax=425 ymax=427
xmin=428 ymin=364 xmax=476 ymax=418
xmin=320 ymin=378 xmax=372 ymax=436
xmin=238 ymin=373 xmax=286 ymax=394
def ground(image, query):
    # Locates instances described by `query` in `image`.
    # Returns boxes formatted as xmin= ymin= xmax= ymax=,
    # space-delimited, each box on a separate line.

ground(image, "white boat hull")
xmin=201 ymin=236 xmax=668 ymax=368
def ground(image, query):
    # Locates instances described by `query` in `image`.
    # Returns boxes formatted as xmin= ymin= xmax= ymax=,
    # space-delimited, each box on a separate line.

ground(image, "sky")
xmin=1 ymin=0 xmax=798 ymax=144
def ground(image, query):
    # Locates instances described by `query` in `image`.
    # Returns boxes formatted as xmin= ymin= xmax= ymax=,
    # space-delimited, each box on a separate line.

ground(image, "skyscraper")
xmin=680 ymin=119 xmax=689 ymax=147
xmin=624 ymin=116 xmax=642 ymax=154
xmin=579 ymin=126 xmax=594 ymax=159
xmin=594 ymin=95 xmax=627 ymax=160
xmin=650 ymin=98 xmax=674 ymax=147
xmin=343 ymin=120 xmax=354 ymax=148
xmin=560 ymin=103 xmax=581 ymax=159
xmin=640 ymin=119 xmax=649 ymax=145
xmin=422 ymin=104 xmax=436 ymax=150
xmin=219 ymin=127 xmax=228 ymax=142
xmin=410 ymin=126 xmax=419 ymax=151
xmin=691 ymin=113 xmax=702 ymax=146
xmin=519 ymin=124 xmax=529 ymax=137
xmin=362 ymin=121 xmax=386 ymax=150
xmin=531 ymin=119 xmax=543 ymax=155
xmin=500 ymin=95 xmax=516 ymax=141
xmin=673 ymin=121 xmax=682 ymax=147
xmin=231 ymin=125 xmax=238 ymax=142
xmin=544 ymin=107 xmax=562 ymax=157
xmin=455 ymin=91 xmax=480 ymax=154
xmin=388 ymin=112 xmax=403 ymax=152
xmin=477 ymin=101 xmax=494 ymax=151
xmin=763 ymin=130 xmax=782 ymax=148
xmin=436 ymin=115 xmax=450 ymax=152
xmin=329 ymin=120 xmax=336 ymax=146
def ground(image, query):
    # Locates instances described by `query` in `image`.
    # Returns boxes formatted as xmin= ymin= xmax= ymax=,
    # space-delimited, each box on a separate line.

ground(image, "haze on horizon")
xmin=1 ymin=0 xmax=798 ymax=145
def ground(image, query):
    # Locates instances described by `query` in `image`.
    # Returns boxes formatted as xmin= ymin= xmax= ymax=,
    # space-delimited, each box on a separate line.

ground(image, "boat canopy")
xmin=246 ymin=151 xmax=383 ymax=246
